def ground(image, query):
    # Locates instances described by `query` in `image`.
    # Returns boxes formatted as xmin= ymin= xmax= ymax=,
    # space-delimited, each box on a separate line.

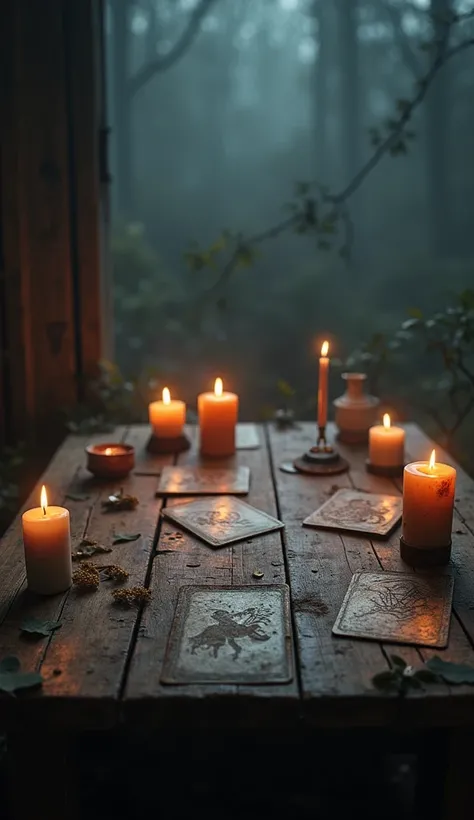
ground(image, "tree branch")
xmin=129 ymin=0 xmax=218 ymax=96
xmin=380 ymin=0 xmax=424 ymax=79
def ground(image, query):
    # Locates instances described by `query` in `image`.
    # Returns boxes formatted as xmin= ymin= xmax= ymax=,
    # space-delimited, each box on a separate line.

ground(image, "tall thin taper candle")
xmin=318 ymin=340 xmax=330 ymax=428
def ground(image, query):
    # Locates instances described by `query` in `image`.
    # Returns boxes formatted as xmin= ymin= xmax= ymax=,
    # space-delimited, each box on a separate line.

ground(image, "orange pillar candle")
xmin=149 ymin=387 xmax=186 ymax=438
xmin=198 ymin=378 xmax=238 ymax=457
xmin=22 ymin=486 xmax=72 ymax=595
xmin=317 ymin=340 xmax=330 ymax=428
xmin=401 ymin=450 xmax=456 ymax=565
xmin=369 ymin=414 xmax=405 ymax=467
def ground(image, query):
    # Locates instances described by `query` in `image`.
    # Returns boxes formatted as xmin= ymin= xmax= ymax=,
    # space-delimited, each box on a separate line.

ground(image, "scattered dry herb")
xmin=100 ymin=564 xmax=129 ymax=583
xmin=102 ymin=489 xmax=139 ymax=512
xmin=73 ymin=562 xmax=100 ymax=589
xmin=72 ymin=538 xmax=112 ymax=561
xmin=111 ymin=586 xmax=151 ymax=607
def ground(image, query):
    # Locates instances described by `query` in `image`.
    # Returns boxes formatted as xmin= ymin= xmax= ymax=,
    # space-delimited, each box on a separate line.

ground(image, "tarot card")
xmin=156 ymin=465 xmax=250 ymax=496
xmin=333 ymin=571 xmax=453 ymax=648
xmin=303 ymin=489 xmax=402 ymax=537
xmin=161 ymin=584 xmax=292 ymax=684
xmin=162 ymin=496 xmax=284 ymax=547
xmin=236 ymin=423 xmax=261 ymax=450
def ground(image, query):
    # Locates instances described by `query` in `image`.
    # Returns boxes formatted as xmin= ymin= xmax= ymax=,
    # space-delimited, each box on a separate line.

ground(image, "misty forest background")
xmin=105 ymin=0 xmax=474 ymax=469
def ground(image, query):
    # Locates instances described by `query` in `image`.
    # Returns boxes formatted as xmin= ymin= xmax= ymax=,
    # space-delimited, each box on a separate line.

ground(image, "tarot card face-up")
xmin=162 ymin=496 xmax=284 ymax=548
xmin=156 ymin=466 xmax=250 ymax=496
xmin=161 ymin=585 xmax=292 ymax=684
xmin=303 ymin=489 xmax=402 ymax=537
xmin=333 ymin=571 xmax=453 ymax=648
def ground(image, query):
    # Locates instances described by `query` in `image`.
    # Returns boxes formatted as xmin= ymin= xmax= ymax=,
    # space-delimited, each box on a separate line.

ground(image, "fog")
xmin=106 ymin=0 xmax=474 ymax=458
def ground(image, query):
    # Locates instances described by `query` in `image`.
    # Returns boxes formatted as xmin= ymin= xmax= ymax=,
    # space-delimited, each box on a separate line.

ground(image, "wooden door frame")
xmin=0 ymin=0 xmax=111 ymax=448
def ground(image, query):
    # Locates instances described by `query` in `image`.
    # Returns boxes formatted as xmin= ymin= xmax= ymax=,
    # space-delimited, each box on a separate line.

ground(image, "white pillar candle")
xmin=198 ymin=378 xmax=238 ymax=457
xmin=22 ymin=486 xmax=72 ymax=595
xmin=149 ymin=387 xmax=186 ymax=438
xmin=317 ymin=341 xmax=329 ymax=428
xmin=369 ymin=414 xmax=405 ymax=467
xmin=402 ymin=450 xmax=456 ymax=547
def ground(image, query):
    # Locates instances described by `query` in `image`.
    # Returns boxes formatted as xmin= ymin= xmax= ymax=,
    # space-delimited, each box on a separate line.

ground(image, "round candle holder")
xmin=366 ymin=459 xmax=405 ymax=478
xmin=293 ymin=425 xmax=349 ymax=476
xmin=86 ymin=443 xmax=135 ymax=479
xmin=400 ymin=536 xmax=451 ymax=568
xmin=146 ymin=433 xmax=191 ymax=455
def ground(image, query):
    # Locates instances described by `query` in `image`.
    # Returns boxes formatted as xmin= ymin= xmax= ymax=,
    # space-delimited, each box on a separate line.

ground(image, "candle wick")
xmin=42 ymin=505 xmax=47 ymax=516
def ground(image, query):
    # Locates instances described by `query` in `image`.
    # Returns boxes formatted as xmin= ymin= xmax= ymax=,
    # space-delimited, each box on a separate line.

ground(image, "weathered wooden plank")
xmin=267 ymin=423 xmax=394 ymax=725
xmin=0 ymin=427 xmax=126 ymax=729
xmin=348 ymin=446 xmax=474 ymax=704
xmin=27 ymin=426 xmax=172 ymax=728
xmin=123 ymin=424 xmax=299 ymax=728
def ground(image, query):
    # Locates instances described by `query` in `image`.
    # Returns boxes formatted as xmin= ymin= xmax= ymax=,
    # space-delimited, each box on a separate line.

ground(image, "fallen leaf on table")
xmin=112 ymin=532 xmax=141 ymax=544
xmin=426 ymin=656 xmax=474 ymax=685
xmin=252 ymin=570 xmax=264 ymax=579
xmin=102 ymin=490 xmax=139 ymax=512
xmin=0 ymin=656 xmax=43 ymax=694
xmin=65 ymin=492 xmax=91 ymax=502
xmin=20 ymin=618 xmax=62 ymax=637
xmin=72 ymin=538 xmax=112 ymax=560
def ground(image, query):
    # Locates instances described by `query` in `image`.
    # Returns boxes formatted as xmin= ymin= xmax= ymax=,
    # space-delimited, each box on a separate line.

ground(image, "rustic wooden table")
xmin=1 ymin=422 xmax=474 ymax=819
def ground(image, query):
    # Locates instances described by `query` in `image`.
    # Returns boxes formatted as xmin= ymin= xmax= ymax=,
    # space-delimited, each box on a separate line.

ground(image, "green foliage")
xmin=0 ymin=656 xmax=43 ymax=694
xmin=112 ymin=532 xmax=141 ymax=544
xmin=20 ymin=618 xmax=63 ymax=638
xmin=426 ymin=656 xmax=474 ymax=684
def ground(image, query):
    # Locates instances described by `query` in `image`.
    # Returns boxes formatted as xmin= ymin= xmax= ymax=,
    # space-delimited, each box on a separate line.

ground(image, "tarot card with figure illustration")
xmin=156 ymin=465 xmax=250 ymax=496
xmin=162 ymin=496 xmax=284 ymax=547
xmin=303 ymin=489 xmax=402 ymax=537
xmin=333 ymin=571 xmax=453 ymax=648
xmin=161 ymin=584 xmax=292 ymax=684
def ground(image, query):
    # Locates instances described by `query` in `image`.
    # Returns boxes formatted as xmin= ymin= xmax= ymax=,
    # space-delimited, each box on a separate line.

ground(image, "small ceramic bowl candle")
xmin=86 ymin=443 xmax=135 ymax=479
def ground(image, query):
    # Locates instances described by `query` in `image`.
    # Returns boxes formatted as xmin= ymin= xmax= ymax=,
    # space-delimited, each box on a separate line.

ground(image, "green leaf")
xmin=408 ymin=307 xmax=423 ymax=320
xmin=0 ymin=656 xmax=43 ymax=694
xmin=390 ymin=655 xmax=407 ymax=670
xmin=415 ymin=669 xmax=439 ymax=684
xmin=277 ymin=379 xmax=296 ymax=399
xmin=426 ymin=656 xmax=474 ymax=685
xmin=65 ymin=492 xmax=91 ymax=502
xmin=372 ymin=670 xmax=398 ymax=691
xmin=20 ymin=618 xmax=63 ymax=638
xmin=112 ymin=532 xmax=141 ymax=545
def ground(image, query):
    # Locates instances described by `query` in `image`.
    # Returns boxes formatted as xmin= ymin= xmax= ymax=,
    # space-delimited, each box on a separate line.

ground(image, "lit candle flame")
xmin=321 ymin=340 xmax=329 ymax=357
xmin=383 ymin=413 xmax=391 ymax=430
xmin=429 ymin=449 xmax=436 ymax=471
xmin=214 ymin=378 xmax=223 ymax=397
xmin=40 ymin=485 xmax=48 ymax=516
xmin=162 ymin=387 xmax=171 ymax=405
xmin=105 ymin=447 xmax=113 ymax=456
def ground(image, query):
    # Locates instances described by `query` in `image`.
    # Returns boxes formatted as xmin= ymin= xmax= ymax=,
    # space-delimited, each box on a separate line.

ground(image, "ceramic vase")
xmin=334 ymin=373 xmax=379 ymax=444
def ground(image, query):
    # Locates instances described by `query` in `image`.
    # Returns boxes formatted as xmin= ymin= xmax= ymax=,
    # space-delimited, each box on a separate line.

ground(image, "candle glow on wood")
xmin=148 ymin=387 xmax=186 ymax=438
xmin=198 ymin=377 xmax=238 ymax=456
xmin=368 ymin=412 xmax=405 ymax=468
xmin=402 ymin=448 xmax=456 ymax=549
xmin=317 ymin=340 xmax=330 ymax=428
xmin=22 ymin=484 xmax=72 ymax=595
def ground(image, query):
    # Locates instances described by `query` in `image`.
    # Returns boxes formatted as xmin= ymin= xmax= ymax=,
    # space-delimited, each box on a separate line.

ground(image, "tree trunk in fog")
xmin=426 ymin=0 xmax=451 ymax=257
xmin=314 ymin=0 xmax=330 ymax=180
xmin=336 ymin=0 xmax=359 ymax=185
xmin=111 ymin=0 xmax=133 ymax=218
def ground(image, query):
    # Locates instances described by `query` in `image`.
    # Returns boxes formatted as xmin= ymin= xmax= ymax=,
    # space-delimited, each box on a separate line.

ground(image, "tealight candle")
xmin=149 ymin=387 xmax=186 ymax=438
xmin=318 ymin=340 xmax=330 ymax=428
xmin=22 ymin=486 xmax=72 ymax=595
xmin=198 ymin=378 xmax=238 ymax=457
xmin=86 ymin=443 xmax=135 ymax=478
xmin=401 ymin=449 xmax=456 ymax=567
xmin=368 ymin=414 xmax=405 ymax=472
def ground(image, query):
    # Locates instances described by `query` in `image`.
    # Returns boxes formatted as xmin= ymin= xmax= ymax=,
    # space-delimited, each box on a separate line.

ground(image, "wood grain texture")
xmin=123 ymin=424 xmax=298 ymax=728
